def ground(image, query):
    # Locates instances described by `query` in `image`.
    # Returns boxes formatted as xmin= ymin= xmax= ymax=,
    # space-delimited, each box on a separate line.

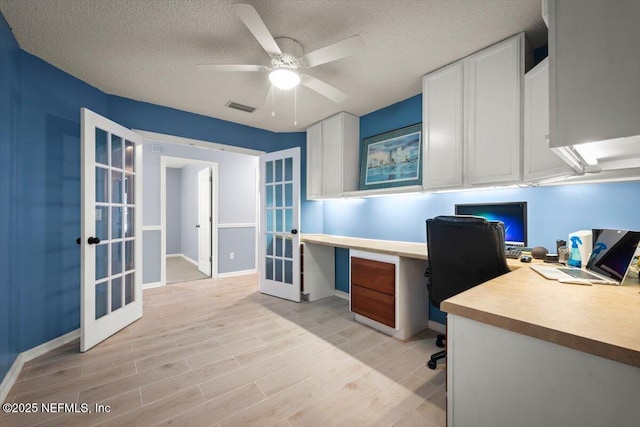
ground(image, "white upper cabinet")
xmin=423 ymin=33 xmax=530 ymax=190
xmin=306 ymin=112 xmax=359 ymax=199
xmin=423 ymin=62 xmax=464 ymax=190
xmin=465 ymin=34 xmax=526 ymax=185
xmin=523 ymin=58 xmax=573 ymax=181
xmin=549 ymin=0 xmax=640 ymax=148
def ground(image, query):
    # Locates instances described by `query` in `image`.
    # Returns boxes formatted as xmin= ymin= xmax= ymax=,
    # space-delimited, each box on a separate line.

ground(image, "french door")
xmin=259 ymin=148 xmax=301 ymax=302
xmin=80 ymin=108 xmax=143 ymax=351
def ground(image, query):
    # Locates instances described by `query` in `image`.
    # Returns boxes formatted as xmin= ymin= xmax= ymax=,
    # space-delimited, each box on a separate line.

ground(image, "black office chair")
xmin=425 ymin=215 xmax=510 ymax=369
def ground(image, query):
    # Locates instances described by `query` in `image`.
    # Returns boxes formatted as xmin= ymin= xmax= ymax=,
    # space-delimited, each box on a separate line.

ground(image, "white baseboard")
xmin=142 ymin=281 xmax=164 ymax=290
xmin=334 ymin=290 xmax=349 ymax=300
xmin=216 ymin=269 xmax=257 ymax=278
xmin=167 ymin=254 xmax=198 ymax=266
xmin=428 ymin=320 xmax=446 ymax=334
xmin=1 ymin=329 xmax=79 ymax=404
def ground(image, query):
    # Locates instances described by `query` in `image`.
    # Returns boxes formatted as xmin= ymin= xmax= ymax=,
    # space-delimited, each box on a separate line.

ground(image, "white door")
xmin=197 ymin=167 xmax=212 ymax=276
xmin=80 ymin=108 xmax=143 ymax=352
xmin=259 ymin=148 xmax=301 ymax=302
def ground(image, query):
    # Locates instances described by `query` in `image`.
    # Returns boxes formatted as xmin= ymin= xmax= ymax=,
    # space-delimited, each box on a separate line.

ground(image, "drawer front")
xmin=351 ymin=257 xmax=395 ymax=296
xmin=351 ymin=285 xmax=395 ymax=328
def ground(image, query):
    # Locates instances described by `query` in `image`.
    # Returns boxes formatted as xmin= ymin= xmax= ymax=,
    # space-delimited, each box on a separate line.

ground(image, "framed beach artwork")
xmin=359 ymin=123 xmax=422 ymax=191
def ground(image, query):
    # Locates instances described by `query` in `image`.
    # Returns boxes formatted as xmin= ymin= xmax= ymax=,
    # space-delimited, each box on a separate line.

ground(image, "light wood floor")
xmin=1 ymin=274 xmax=446 ymax=427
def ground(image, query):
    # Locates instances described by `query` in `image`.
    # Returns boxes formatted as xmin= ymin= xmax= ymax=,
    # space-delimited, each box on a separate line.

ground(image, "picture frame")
xmin=359 ymin=123 xmax=422 ymax=191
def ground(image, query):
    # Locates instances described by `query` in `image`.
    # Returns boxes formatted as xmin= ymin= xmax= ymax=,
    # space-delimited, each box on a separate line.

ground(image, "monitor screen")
xmin=455 ymin=202 xmax=528 ymax=246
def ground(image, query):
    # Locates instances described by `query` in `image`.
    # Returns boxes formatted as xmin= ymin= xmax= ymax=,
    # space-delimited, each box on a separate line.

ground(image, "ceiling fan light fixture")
xmin=269 ymin=68 xmax=301 ymax=90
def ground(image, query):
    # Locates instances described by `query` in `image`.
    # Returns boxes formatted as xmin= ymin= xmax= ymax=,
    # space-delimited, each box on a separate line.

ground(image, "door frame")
xmin=160 ymin=156 xmax=219 ymax=286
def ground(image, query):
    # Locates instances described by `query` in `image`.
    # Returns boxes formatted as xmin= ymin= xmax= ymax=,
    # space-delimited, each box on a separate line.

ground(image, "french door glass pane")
xmin=124 ymin=174 xmax=134 ymax=204
xmin=95 ymin=128 xmax=108 ymax=165
xmin=275 ymin=185 xmax=283 ymax=207
xmin=95 ymin=206 xmax=109 ymax=241
xmin=112 ymin=207 xmax=123 ymax=239
xmin=125 ymin=273 xmax=134 ymax=304
xmin=125 ymin=240 xmax=134 ymax=271
xmin=275 ymin=159 xmax=283 ymax=182
xmin=266 ymin=161 xmax=273 ymax=183
xmin=266 ymin=257 xmax=273 ymax=280
xmin=125 ymin=140 xmax=135 ymax=172
xmin=285 ymin=238 xmax=292 ymax=259
xmin=125 ymin=208 xmax=134 ymax=237
xmin=275 ymin=259 xmax=283 ymax=282
xmin=285 ymin=260 xmax=293 ymax=284
xmin=111 ymin=171 xmax=123 ymax=204
xmin=111 ymin=277 xmax=122 ymax=312
xmin=95 ymin=282 xmax=108 ymax=319
xmin=111 ymin=135 xmax=123 ymax=169
xmin=284 ymin=157 xmax=292 ymax=181
xmin=96 ymin=168 xmax=108 ymax=203
xmin=276 ymin=209 xmax=283 ymax=232
xmin=266 ymin=185 xmax=274 ymax=208
xmin=95 ymin=244 xmax=108 ymax=280
xmin=285 ymin=183 xmax=292 ymax=207
xmin=266 ymin=233 xmax=274 ymax=256
xmin=111 ymin=242 xmax=123 ymax=275
xmin=285 ymin=209 xmax=292 ymax=232
xmin=275 ymin=236 xmax=283 ymax=257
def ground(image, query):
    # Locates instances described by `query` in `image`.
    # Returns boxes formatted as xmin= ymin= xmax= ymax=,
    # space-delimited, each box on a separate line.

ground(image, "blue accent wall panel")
xmin=16 ymin=51 xmax=107 ymax=351
xmin=0 ymin=12 xmax=21 ymax=380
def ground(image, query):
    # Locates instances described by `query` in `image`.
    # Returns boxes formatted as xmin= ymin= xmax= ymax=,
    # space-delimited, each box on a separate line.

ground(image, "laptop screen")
xmin=586 ymin=229 xmax=640 ymax=281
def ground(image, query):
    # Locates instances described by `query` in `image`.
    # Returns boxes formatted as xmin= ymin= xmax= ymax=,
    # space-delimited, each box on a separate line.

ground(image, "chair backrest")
xmin=426 ymin=215 xmax=510 ymax=308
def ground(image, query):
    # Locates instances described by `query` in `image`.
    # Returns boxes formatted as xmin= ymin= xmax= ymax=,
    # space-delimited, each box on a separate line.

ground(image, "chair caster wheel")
xmin=427 ymin=359 xmax=437 ymax=370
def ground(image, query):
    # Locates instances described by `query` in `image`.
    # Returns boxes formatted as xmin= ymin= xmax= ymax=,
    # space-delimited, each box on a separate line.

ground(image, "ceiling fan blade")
xmin=197 ymin=64 xmax=267 ymax=72
xmin=301 ymin=75 xmax=348 ymax=103
xmin=302 ymin=35 xmax=364 ymax=68
xmin=232 ymin=3 xmax=282 ymax=57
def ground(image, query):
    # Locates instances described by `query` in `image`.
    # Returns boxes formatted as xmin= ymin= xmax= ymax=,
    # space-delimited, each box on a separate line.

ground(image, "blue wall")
xmin=0 ymin=12 xmax=21 ymax=385
xmin=329 ymin=95 xmax=640 ymax=324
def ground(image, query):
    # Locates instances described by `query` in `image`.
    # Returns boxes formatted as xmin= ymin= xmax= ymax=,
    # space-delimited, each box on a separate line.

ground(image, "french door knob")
xmin=196 ymin=224 xmax=200 ymax=228
xmin=88 ymin=237 xmax=101 ymax=245
xmin=291 ymin=229 xmax=298 ymax=234
xmin=76 ymin=237 xmax=81 ymax=245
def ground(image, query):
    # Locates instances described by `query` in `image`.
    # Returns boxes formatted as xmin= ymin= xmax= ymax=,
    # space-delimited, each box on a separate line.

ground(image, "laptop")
xmin=531 ymin=229 xmax=640 ymax=285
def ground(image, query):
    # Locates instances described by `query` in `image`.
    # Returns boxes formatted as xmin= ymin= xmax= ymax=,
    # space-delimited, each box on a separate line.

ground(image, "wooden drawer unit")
xmin=351 ymin=284 xmax=395 ymax=327
xmin=350 ymin=255 xmax=397 ymax=329
xmin=351 ymin=257 xmax=395 ymax=295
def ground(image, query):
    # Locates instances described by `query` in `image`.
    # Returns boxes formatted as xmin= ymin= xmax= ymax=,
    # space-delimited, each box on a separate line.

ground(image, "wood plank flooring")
xmin=1 ymin=273 xmax=446 ymax=426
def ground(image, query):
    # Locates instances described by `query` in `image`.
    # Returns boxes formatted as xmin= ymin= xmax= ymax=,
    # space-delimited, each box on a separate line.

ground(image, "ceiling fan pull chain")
xmin=294 ymin=86 xmax=298 ymax=126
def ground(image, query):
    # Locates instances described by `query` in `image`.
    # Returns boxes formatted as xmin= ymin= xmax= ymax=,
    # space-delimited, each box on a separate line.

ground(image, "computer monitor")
xmin=454 ymin=202 xmax=528 ymax=246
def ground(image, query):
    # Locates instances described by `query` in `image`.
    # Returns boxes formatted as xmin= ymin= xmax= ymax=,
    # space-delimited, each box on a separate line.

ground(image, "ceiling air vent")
xmin=226 ymin=101 xmax=256 ymax=113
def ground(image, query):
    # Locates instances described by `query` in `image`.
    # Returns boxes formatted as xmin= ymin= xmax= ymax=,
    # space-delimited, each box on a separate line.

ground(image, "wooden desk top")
xmin=301 ymin=234 xmax=427 ymax=259
xmin=442 ymin=266 xmax=640 ymax=367
xmin=301 ymin=233 xmax=528 ymax=269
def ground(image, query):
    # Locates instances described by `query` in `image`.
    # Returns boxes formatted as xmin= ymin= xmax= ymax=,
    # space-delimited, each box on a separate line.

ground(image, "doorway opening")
xmin=161 ymin=157 xmax=218 ymax=285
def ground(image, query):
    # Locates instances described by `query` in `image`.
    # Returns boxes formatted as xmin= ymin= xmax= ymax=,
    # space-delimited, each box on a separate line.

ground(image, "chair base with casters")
xmin=425 ymin=215 xmax=509 ymax=370
xmin=427 ymin=333 xmax=446 ymax=369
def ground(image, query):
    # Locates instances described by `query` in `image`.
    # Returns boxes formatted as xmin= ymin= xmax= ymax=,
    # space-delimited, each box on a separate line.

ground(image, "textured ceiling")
xmin=0 ymin=0 xmax=547 ymax=133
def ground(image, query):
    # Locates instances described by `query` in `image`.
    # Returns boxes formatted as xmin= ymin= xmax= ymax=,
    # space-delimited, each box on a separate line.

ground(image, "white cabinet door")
xmin=523 ymin=58 xmax=572 ymax=181
xmin=465 ymin=35 xmax=523 ymax=185
xmin=423 ymin=62 xmax=464 ymax=190
xmin=306 ymin=122 xmax=322 ymax=199
xmin=549 ymin=0 xmax=640 ymax=148
xmin=321 ymin=113 xmax=344 ymax=196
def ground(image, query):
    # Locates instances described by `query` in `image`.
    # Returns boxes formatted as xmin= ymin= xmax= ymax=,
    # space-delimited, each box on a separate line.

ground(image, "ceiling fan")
xmin=198 ymin=3 xmax=364 ymax=106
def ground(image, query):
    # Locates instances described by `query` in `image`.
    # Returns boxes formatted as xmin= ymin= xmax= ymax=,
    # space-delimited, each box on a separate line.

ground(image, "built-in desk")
xmin=441 ymin=266 xmax=640 ymax=427
xmin=301 ymin=234 xmax=533 ymax=340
